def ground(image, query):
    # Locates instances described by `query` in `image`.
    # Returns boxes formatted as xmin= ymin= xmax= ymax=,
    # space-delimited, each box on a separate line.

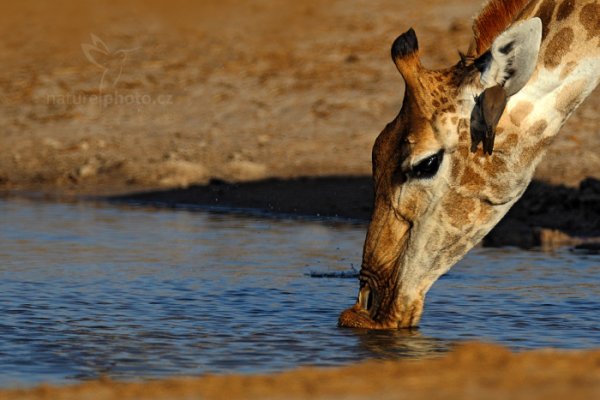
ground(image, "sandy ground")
xmin=1 ymin=0 xmax=600 ymax=397
xmin=3 ymin=343 xmax=600 ymax=400
xmin=1 ymin=0 xmax=599 ymax=196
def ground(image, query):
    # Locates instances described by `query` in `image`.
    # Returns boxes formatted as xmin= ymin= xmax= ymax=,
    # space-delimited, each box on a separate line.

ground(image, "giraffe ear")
xmin=475 ymin=18 xmax=542 ymax=96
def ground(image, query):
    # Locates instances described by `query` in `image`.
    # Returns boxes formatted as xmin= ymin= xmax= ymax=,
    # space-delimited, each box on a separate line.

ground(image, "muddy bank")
xmin=3 ymin=343 xmax=600 ymax=400
xmin=112 ymin=176 xmax=600 ymax=248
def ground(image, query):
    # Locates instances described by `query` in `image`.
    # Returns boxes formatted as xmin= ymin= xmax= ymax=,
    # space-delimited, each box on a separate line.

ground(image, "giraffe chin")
xmin=338 ymin=305 xmax=389 ymax=329
xmin=338 ymin=296 xmax=425 ymax=330
xmin=337 ymin=304 xmax=405 ymax=330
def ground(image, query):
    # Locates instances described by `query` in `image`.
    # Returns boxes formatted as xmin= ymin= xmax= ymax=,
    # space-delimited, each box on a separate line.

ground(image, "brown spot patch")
xmin=432 ymin=100 xmax=441 ymax=108
xmin=460 ymin=165 xmax=485 ymax=190
xmin=501 ymin=133 xmax=519 ymax=149
xmin=556 ymin=0 xmax=575 ymax=21
xmin=509 ymin=101 xmax=534 ymax=127
xmin=451 ymin=158 xmax=463 ymax=177
xmin=517 ymin=0 xmax=540 ymax=20
xmin=555 ymin=79 xmax=586 ymax=115
xmin=451 ymin=116 xmax=458 ymax=124
xmin=560 ymin=61 xmax=577 ymax=79
xmin=482 ymin=154 xmax=508 ymax=176
xmin=458 ymin=143 xmax=470 ymax=159
xmin=527 ymin=119 xmax=548 ymax=137
xmin=489 ymin=180 xmax=517 ymax=202
xmin=580 ymin=3 xmax=600 ymax=40
xmin=544 ymin=27 xmax=574 ymax=69
xmin=520 ymin=136 xmax=555 ymax=165
xmin=444 ymin=191 xmax=476 ymax=228
xmin=536 ymin=0 xmax=556 ymax=41
xmin=477 ymin=202 xmax=493 ymax=223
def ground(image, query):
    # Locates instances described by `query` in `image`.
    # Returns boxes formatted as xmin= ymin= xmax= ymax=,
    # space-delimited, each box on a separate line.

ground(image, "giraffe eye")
xmin=411 ymin=150 xmax=444 ymax=179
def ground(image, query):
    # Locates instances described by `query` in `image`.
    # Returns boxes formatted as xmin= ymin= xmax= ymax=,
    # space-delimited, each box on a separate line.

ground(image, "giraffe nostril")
xmin=358 ymin=285 xmax=374 ymax=312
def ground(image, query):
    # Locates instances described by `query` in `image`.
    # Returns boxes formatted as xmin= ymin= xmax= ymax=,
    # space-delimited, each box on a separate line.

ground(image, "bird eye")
xmin=411 ymin=150 xmax=444 ymax=179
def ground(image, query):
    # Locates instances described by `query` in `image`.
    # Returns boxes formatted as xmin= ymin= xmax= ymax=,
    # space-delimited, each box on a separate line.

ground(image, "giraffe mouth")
xmin=338 ymin=284 xmax=399 ymax=329
xmin=338 ymin=304 xmax=399 ymax=329
xmin=338 ymin=279 xmax=426 ymax=330
xmin=339 ymin=284 xmax=377 ymax=328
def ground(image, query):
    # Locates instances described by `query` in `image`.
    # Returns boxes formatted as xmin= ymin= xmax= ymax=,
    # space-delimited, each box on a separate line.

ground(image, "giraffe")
xmin=338 ymin=0 xmax=600 ymax=329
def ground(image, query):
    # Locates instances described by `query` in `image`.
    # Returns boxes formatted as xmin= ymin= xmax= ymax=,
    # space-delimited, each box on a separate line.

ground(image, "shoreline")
xmin=3 ymin=343 xmax=600 ymax=400
xmin=4 ymin=174 xmax=598 ymax=249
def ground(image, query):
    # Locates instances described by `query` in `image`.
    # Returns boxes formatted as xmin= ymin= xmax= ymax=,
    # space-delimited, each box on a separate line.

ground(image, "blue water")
xmin=0 ymin=198 xmax=598 ymax=387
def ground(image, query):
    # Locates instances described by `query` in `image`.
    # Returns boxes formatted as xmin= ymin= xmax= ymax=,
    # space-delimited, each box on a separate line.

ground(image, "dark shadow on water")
xmin=111 ymin=176 xmax=373 ymax=223
xmin=110 ymin=176 xmax=600 ymax=247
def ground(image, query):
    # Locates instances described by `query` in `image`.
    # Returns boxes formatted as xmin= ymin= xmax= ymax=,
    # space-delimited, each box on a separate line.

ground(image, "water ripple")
xmin=0 ymin=199 xmax=598 ymax=387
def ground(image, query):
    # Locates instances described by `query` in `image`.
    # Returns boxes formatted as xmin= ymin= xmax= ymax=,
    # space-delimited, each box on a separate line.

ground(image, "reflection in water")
xmin=0 ymin=198 xmax=598 ymax=387
xmin=350 ymin=329 xmax=450 ymax=360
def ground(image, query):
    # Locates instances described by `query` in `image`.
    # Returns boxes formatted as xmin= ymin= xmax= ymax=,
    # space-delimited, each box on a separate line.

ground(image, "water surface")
xmin=0 ymin=199 xmax=598 ymax=387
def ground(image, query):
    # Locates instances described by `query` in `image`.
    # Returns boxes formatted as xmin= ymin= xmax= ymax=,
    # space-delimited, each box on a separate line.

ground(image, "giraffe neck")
xmin=459 ymin=0 xmax=600 ymax=182
xmin=508 ymin=0 xmax=600 ymax=142
xmin=450 ymin=0 xmax=600 ymax=225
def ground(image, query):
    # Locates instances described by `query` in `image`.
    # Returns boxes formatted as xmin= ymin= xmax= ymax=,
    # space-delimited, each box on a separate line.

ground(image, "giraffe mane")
xmin=472 ymin=0 xmax=532 ymax=56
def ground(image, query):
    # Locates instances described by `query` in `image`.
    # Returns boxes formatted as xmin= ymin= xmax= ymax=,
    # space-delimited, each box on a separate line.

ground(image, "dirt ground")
xmin=1 ymin=0 xmax=599 ymax=196
xmin=1 ymin=0 xmax=600 ymax=397
xmin=3 ymin=343 xmax=600 ymax=400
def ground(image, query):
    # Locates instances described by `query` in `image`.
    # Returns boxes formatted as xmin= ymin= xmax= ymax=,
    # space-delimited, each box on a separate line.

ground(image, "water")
xmin=0 ymin=198 xmax=598 ymax=387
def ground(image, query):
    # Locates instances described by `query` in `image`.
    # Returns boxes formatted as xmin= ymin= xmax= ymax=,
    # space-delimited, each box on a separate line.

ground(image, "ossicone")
xmin=391 ymin=28 xmax=422 ymax=80
xmin=391 ymin=28 xmax=419 ymax=60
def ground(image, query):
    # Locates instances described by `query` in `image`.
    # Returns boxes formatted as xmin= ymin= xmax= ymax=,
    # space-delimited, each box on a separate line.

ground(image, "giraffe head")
xmin=338 ymin=17 xmax=543 ymax=329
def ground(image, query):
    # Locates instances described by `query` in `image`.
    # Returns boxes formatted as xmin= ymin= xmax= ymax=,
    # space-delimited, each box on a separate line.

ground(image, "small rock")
xmin=225 ymin=160 xmax=268 ymax=181
xmin=537 ymin=228 xmax=581 ymax=248
xmin=345 ymin=54 xmax=359 ymax=63
xmin=257 ymin=134 xmax=271 ymax=146
xmin=157 ymin=160 xmax=209 ymax=188
xmin=42 ymin=138 xmax=62 ymax=149
xmin=78 ymin=163 xmax=97 ymax=179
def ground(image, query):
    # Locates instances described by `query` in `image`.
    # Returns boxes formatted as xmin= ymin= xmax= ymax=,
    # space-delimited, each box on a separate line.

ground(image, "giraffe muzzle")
xmin=338 ymin=283 xmax=400 ymax=329
xmin=338 ymin=283 xmax=379 ymax=329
